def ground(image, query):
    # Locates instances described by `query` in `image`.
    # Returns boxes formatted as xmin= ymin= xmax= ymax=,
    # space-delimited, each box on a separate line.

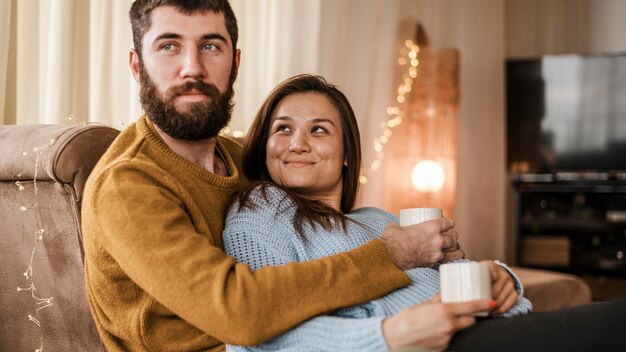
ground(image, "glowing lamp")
xmin=410 ymin=159 xmax=445 ymax=192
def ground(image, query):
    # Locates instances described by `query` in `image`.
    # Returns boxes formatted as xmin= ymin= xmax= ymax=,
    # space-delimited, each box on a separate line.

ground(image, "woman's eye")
xmin=275 ymin=125 xmax=291 ymax=133
xmin=312 ymin=126 xmax=327 ymax=134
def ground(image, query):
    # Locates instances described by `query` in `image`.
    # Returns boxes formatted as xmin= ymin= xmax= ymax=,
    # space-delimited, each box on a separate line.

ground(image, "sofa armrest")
xmin=511 ymin=266 xmax=592 ymax=312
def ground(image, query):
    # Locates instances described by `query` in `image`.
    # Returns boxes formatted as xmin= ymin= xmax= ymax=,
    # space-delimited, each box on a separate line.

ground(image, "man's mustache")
xmin=166 ymin=81 xmax=221 ymax=101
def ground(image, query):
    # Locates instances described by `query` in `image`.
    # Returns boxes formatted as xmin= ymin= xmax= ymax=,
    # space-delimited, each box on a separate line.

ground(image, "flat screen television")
xmin=506 ymin=52 xmax=626 ymax=176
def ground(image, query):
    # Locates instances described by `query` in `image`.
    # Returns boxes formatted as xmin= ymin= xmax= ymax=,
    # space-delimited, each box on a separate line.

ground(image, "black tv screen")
xmin=506 ymin=53 xmax=626 ymax=174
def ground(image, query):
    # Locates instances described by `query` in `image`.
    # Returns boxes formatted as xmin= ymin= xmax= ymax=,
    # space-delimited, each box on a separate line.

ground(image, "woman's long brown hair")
xmin=237 ymin=74 xmax=362 ymax=237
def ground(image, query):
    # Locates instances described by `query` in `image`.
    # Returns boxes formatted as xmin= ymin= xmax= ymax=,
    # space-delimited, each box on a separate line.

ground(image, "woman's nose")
xmin=288 ymin=132 xmax=310 ymax=153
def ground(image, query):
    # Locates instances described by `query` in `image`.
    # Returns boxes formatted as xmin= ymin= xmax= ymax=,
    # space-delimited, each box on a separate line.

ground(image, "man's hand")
xmin=381 ymin=295 xmax=492 ymax=351
xmin=441 ymin=228 xmax=465 ymax=263
xmin=481 ymin=260 xmax=518 ymax=314
xmin=380 ymin=218 xmax=461 ymax=270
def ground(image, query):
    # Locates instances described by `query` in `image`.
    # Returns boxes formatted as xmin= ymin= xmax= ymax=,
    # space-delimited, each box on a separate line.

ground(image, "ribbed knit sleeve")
xmin=226 ymin=316 xmax=387 ymax=352
xmin=493 ymin=260 xmax=533 ymax=316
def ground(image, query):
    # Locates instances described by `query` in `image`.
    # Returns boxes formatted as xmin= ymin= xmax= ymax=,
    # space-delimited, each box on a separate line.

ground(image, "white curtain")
xmin=1 ymin=0 xmax=397 ymax=141
xmin=0 ymin=0 xmax=139 ymax=126
xmin=0 ymin=0 xmax=11 ymax=121
xmin=229 ymin=0 xmax=323 ymax=134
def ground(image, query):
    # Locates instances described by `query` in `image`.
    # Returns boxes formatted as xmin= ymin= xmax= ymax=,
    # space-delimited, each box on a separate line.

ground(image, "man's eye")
xmin=161 ymin=43 xmax=176 ymax=51
xmin=202 ymin=43 xmax=218 ymax=51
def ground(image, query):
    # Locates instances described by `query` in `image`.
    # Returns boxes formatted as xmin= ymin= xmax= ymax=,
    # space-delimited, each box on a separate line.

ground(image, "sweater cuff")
xmin=346 ymin=240 xmax=411 ymax=299
xmin=494 ymin=260 xmax=524 ymax=297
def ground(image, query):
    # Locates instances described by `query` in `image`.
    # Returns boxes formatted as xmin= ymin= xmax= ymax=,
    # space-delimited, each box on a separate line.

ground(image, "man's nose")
xmin=179 ymin=48 xmax=207 ymax=79
xmin=288 ymin=131 xmax=310 ymax=153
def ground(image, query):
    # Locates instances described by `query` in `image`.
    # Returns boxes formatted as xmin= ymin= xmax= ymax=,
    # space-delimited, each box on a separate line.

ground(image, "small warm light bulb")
xmin=426 ymin=106 xmax=436 ymax=118
xmin=411 ymin=160 xmax=446 ymax=192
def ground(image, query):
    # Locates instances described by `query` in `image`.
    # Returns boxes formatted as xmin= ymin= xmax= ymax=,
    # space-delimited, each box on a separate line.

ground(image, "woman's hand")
xmin=481 ymin=260 xmax=518 ymax=315
xmin=381 ymin=295 xmax=492 ymax=352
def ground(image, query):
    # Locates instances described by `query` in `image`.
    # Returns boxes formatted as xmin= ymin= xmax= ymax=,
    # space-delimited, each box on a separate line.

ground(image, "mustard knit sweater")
xmin=82 ymin=116 xmax=410 ymax=352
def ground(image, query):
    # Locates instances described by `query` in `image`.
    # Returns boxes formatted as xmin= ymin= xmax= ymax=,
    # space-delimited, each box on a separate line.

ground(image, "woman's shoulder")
xmin=227 ymin=182 xmax=295 ymax=219
xmin=348 ymin=207 xmax=399 ymax=224
xmin=247 ymin=182 xmax=293 ymax=207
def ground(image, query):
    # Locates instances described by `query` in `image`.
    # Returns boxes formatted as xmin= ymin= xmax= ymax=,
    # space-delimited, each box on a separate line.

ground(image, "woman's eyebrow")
xmin=271 ymin=116 xmax=336 ymax=126
xmin=310 ymin=118 xmax=336 ymax=126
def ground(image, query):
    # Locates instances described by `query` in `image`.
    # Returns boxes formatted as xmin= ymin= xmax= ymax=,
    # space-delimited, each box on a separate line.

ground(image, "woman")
xmin=223 ymin=75 xmax=625 ymax=351
xmin=222 ymin=74 xmax=530 ymax=351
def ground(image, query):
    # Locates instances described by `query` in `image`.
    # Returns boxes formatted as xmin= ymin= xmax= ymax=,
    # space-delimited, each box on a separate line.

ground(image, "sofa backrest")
xmin=0 ymin=124 xmax=119 ymax=351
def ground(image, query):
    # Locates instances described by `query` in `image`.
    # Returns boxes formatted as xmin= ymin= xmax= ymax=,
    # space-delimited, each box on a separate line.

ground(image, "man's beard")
xmin=138 ymin=62 xmax=235 ymax=141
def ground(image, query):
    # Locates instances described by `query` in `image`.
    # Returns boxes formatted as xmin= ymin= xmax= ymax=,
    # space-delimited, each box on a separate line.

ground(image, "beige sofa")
xmin=0 ymin=123 xmax=591 ymax=350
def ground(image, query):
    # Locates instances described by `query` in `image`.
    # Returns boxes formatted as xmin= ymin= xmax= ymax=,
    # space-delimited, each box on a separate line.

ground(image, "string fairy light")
xmin=15 ymin=134 xmax=57 ymax=352
xmin=360 ymin=39 xmax=421 ymax=184
xmin=219 ymin=126 xmax=246 ymax=140
xmin=13 ymin=114 xmax=82 ymax=351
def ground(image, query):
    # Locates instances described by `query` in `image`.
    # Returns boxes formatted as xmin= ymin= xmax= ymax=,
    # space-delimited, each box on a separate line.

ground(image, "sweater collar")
xmin=137 ymin=115 xmax=240 ymax=188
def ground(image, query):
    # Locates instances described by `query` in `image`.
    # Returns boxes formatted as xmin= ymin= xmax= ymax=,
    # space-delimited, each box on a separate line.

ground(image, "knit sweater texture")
xmin=223 ymin=185 xmax=532 ymax=352
xmin=81 ymin=116 xmax=410 ymax=352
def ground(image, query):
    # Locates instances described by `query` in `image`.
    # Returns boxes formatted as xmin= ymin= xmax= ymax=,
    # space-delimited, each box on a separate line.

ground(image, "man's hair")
xmin=238 ymin=74 xmax=362 ymax=237
xmin=129 ymin=0 xmax=238 ymax=58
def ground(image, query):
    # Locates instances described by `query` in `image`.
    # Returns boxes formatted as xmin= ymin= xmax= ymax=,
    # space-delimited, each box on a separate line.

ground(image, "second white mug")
xmin=439 ymin=262 xmax=492 ymax=317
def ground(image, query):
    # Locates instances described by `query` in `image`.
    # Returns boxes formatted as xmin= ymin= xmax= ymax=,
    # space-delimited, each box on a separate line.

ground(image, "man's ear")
xmin=129 ymin=49 xmax=141 ymax=83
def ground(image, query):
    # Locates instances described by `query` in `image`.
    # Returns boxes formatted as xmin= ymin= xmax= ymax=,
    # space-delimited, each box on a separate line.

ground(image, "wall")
xmin=505 ymin=0 xmax=626 ymax=58
xmin=396 ymin=0 xmax=508 ymax=261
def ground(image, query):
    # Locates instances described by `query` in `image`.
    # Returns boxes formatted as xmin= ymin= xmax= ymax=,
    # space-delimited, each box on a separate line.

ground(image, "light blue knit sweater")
xmin=223 ymin=185 xmax=532 ymax=352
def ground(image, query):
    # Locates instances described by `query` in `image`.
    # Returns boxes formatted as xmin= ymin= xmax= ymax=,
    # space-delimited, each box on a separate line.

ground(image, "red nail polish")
xmin=490 ymin=300 xmax=497 ymax=309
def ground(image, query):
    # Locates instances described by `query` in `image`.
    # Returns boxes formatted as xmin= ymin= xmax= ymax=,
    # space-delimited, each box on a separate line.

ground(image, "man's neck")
xmin=153 ymin=125 xmax=227 ymax=175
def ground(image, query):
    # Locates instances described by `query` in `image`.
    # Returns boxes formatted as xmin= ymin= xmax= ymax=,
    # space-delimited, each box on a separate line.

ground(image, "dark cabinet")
xmin=513 ymin=178 xmax=626 ymax=300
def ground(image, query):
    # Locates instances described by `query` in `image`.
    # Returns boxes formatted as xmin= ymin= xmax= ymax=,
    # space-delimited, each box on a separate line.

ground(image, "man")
xmin=82 ymin=1 xmax=478 ymax=351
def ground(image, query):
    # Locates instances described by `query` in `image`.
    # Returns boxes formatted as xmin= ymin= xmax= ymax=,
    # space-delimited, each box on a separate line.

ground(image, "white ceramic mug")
xmin=399 ymin=207 xmax=443 ymax=226
xmin=439 ymin=262 xmax=492 ymax=317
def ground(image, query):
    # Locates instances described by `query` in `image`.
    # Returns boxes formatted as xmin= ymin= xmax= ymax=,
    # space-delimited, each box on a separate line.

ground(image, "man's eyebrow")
xmin=152 ymin=33 xmax=228 ymax=43
xmin=202 ymin=33 xmax=228 ymax=43
xmin=153 ymin=33 xmax=182 ymax=42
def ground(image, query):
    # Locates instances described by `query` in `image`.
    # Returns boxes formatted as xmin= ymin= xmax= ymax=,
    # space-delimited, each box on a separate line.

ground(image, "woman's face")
xmin=265 ymin=92 xmax=345 ymax=204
